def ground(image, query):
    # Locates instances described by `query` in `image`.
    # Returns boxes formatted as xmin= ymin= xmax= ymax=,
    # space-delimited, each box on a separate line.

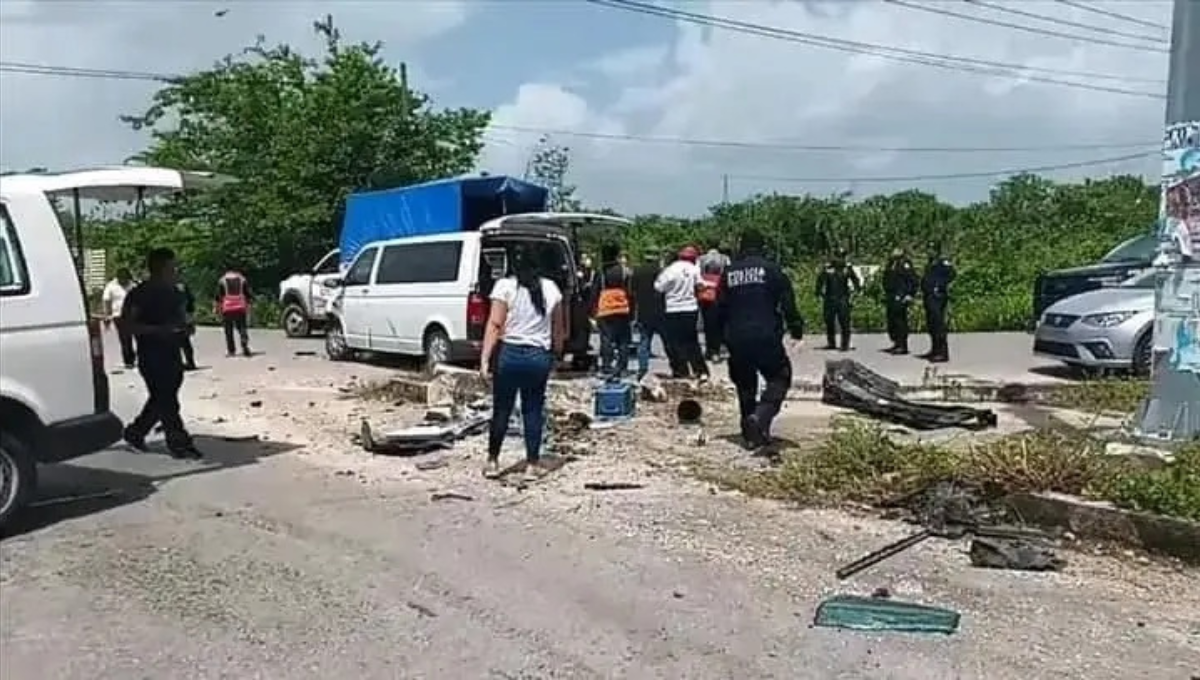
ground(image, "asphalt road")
xmin=1 ymin=329 xmax=1193 ymax=680
xmin=207 ymin=327 xmax=1066 ymax=386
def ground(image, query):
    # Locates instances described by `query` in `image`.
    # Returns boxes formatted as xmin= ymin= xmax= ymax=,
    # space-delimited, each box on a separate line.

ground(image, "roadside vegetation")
xmin=701 ymin=419 xmax=1200 ymax=523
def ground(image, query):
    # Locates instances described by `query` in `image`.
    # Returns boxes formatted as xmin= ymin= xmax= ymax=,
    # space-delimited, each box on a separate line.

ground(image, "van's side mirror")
xmin=323 ymin=278 xmax=343 ymax=289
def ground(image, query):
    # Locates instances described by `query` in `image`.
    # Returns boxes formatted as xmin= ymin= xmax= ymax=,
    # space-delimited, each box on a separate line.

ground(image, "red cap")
xmin=679 ymin=246 xmax=699 ymax=261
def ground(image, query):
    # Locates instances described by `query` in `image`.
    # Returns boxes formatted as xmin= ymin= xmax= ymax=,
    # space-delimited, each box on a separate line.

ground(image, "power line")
xmin=883 ymin=0 xmax=1168 ymax=53
xmin=583 ymin=0 xmax=1166 ymax=98
xmin=1051 ymin=0 xmax=1170 ymax=32
xmin=0 ymin=61 xmax=176 ymax=82
xmin=729 ymin=150 xmax=1157 ymax=184
xmin=963 ymin=0 xmax=1166 ymax=44
xmin=488 ymin=124 xmax=1157 ymax=154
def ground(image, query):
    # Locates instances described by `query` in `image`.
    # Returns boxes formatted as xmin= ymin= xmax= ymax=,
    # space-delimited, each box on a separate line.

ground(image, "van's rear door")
xmin=479 ymin=213 xmax=632 ymax=361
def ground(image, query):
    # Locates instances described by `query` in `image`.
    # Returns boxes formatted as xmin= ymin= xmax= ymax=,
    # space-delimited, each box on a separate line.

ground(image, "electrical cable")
xmin=883 ymin=0 xmax=1168 ymax=53
xmin=1051 ymin=0 xmax=1170 ymax=32
xmin=962 ymin=0 xmax=1165 ymax=44
xmin=728 ymin=150 xmax=1158 ymax=184
xmin=488 ymin=124 xmax=1157 ymax=153
xmin=583 ymin=0 xmax=1166 ymax=98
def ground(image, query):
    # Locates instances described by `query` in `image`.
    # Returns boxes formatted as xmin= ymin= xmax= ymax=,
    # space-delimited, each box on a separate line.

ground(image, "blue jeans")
xmin=489 ymin=343 xmax=554 ymax=462
xmin=636 ymin=319 xmax=662 ymax=379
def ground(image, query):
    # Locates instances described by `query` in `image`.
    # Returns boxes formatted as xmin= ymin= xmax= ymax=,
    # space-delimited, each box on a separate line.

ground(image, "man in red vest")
xmin=214 ymin=269 xmax=253 ymax=357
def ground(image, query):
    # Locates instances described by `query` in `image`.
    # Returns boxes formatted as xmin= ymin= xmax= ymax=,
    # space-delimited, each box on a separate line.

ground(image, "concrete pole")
xmin=1133 ymin=0 xmax=1200 ymax=442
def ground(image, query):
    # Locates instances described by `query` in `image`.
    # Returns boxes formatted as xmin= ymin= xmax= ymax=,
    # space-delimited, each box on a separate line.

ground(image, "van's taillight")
xmin=88 ymin=317 xmax=111 ymax=412
xmin=88 ymin=318 xmax=104 ymax=364
xmin=467 ymin=292 xmax=488 ymax=326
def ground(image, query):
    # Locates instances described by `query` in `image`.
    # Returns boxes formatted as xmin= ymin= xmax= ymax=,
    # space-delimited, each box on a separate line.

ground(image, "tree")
xmin=115 ymin=15 xmax=490 ymax=286
xmin=524 ymin=136 xmax=581 ymax=212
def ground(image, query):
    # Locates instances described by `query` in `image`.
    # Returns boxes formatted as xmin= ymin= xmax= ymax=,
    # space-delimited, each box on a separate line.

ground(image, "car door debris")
xmin=813 ymin=594 xmax=960 ymax=635
xmin=822 ymin=360 xmax=998 ymax=430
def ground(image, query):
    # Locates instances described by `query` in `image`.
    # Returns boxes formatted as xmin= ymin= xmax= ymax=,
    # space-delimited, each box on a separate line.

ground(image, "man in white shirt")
xmin=654 ymin=245 xmax=712 ymax=380
xmin=102 ymin=268 xmax=136 ymax=367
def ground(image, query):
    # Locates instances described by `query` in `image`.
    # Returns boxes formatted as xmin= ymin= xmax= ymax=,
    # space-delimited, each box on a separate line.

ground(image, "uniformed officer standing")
xmin=120 ymin=247 xmax=200 ymax=459
xmin=881 ymin=248 xmax=919 ymax=355
xmin=920 ymin=244 xmax=956 ymax=363
xmin=714 ymin=229 xmax=805 ymax=449
xmin=815 ymin=248 xmax=860 ymax=351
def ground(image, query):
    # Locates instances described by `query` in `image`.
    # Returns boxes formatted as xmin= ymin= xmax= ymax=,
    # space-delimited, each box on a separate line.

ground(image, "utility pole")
xmin=721 ymin=173 xmax=730 ymax=204
xmin=1133 ymin=0 xmax=1200 ymax=442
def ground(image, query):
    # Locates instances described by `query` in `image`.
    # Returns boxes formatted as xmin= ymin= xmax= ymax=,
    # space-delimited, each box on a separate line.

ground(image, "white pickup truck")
xmin=277 ymin=248 xmax=340 ymax=337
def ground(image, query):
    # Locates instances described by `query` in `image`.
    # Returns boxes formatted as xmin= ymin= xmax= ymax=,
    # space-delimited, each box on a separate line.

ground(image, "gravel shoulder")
xmin=1 ymin=331 xmax=1196 ymax=680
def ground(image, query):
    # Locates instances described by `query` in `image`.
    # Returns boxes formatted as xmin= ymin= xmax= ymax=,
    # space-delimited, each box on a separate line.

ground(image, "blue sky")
xmin=0 ymin=0 xmax=1175 ymax=216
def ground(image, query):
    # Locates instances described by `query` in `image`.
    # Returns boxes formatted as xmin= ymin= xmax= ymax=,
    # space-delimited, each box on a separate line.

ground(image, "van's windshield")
xmin=1102 ymin=234 xmax=1158 ymax=263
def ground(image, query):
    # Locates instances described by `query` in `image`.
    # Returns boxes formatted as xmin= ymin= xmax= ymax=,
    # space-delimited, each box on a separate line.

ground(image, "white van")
xmin=323 ymin=213 xmax=630 ymax=368
xmin=0 ymin=167 xmax=224 ymax=526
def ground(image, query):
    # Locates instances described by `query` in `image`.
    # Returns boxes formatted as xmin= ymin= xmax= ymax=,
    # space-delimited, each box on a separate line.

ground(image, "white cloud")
xmin=480 ymin=0 xmax=1171 ymax=216
xmin=0 ymin=0 xmax=469 ymax=172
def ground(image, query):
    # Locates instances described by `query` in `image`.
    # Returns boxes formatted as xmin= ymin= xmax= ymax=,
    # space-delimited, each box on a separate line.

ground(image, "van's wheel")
xmin=1132 ymin=333 xmax=1153 ymax=378
xmin=325 ymin=319 xmax=351 ymax=361
xmin=282 ymin=304 xmax=311 ymax=338
xmin=423 ymin=327 xmax=452 ymax=372
xmin=0 ymin=431 xmax=37 ymax=528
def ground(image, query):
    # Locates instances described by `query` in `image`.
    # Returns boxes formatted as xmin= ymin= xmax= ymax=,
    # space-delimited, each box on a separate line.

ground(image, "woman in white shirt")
xmin=102 ymin=268 xmax=136 ymax=368
xmin=479 ymin=249 xmax=566 ymax=479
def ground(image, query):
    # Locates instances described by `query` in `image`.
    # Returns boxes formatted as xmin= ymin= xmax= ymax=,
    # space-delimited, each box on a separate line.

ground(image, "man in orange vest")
xmin=214 ymin=268 xmax=253 ymax=357
xmin=591 ymin=244 xmax=635 ymax=378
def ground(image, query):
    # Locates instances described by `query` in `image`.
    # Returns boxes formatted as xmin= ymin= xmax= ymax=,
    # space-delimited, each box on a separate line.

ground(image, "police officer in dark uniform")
xmin=714 ymin=229 xmax=805 ymax=449
xmin=881 ymin=247 xmax=919 ymax=354
xmin=920 ymin=243 xmax=956 ymax=363
xmin=120 ymin=247 xmax=201 ymax=459
xmin=176 ymin=277 xmax=198 ymax=370
xmin=815 ymin=248 xmax=860 ymax=351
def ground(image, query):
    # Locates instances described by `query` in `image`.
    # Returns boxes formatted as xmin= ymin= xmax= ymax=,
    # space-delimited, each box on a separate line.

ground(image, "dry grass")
xmin=699 ymin=419 xmax=1200 ymax=522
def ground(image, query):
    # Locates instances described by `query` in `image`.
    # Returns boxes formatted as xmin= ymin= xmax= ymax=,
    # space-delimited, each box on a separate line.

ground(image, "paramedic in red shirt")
xmin=214 ymin=269 xmax=253 ymax=357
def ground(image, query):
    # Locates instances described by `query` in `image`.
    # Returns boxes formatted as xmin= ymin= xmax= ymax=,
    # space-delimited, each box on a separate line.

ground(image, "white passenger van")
xmin=323 ymin=213 xmax=630 ymax=369
xmin=0 ymin=167 xmax=224 ymax=526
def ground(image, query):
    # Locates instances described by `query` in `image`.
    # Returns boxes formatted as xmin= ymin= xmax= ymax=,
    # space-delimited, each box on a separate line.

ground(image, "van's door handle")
xmin=360 ymin=288 xmax=370 ymax=295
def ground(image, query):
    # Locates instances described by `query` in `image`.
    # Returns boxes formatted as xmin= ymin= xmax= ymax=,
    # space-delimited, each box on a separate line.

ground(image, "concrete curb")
xmin=1005 ymin=491 xmax=1200 ymax=564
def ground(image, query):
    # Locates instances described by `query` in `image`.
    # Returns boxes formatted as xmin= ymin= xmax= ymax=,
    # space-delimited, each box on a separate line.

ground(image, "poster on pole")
xmin=1152 ymin=120 xmax=1200 ymax=376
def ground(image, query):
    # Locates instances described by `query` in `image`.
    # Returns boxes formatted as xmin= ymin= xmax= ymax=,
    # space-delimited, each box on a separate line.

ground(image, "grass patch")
xmin=703 ymin=419 xmax=1200 ymax=522
xmin=1045 ymin=379 xmax=1150 ymax=414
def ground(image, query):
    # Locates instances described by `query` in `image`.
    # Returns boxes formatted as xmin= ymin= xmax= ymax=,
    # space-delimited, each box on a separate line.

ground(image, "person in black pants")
xmin=630 ymin=254 xmax=665 ymax=380
xmin=215 ymin=269 xmax=253 ymax=357
xmin=815 ymin=249 xmax=860 ymax=351
xmin=591 ymin=244 xmax=634 ymax=378
xmin=920 ymin=244 xmax=956 ymax=363
xmin=881 ymin=247 xmax=919 ymax=354
xmin=714 ymin=229 xmax=805 ymax=449
xmin=120 ymin=247 xmax=200 ymax=459
xmin=176 ymin=278 xmax=198 ymax=370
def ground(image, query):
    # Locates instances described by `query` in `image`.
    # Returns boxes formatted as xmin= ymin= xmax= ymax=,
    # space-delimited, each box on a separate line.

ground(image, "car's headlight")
xmin=1080 ymin=311 xmax=1136 ymax=327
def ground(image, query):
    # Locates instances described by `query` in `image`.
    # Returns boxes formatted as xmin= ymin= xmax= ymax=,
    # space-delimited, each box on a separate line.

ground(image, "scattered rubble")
xmin=583 ymin=482 xmax=645 ymax=491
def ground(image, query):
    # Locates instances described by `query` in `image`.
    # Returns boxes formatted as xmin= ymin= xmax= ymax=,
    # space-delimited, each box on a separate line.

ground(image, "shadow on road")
xmin=1 ymin=434 xmax=299 ymax=541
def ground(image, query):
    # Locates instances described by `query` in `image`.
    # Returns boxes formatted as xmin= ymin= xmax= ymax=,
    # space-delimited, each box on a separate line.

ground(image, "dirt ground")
xmin=1 ymin=332 xmax=1198 ymax=680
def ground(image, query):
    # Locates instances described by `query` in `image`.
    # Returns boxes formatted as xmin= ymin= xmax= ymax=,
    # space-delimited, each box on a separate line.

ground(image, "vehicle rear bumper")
xmin=450 ymin=339 xmax=482 ymax=362
xmin=40 ymin=411 xmax=123 ymax=463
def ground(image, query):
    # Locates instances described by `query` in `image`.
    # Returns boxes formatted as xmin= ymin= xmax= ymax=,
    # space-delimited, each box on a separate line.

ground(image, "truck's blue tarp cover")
xmin=339 ymin=175 xmax=548 ymax=267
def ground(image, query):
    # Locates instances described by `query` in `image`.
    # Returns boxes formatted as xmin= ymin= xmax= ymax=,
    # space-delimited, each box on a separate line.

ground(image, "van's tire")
xmin=282 ymin=303 xmax=311 ymax=338
xmin=325 ymin=318 xmax=351 ymax=361
xmin=1132 ymin=332 xmax=1153 ymax=378
xmin=0 ymin=431 xmax=38 ymax=528
xmin=423 ymin=326 xmax=452 ymax=372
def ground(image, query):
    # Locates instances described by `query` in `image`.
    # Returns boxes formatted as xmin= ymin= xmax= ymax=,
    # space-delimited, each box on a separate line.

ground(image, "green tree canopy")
xmin=107 ymin=15 xmax=490 ymax=285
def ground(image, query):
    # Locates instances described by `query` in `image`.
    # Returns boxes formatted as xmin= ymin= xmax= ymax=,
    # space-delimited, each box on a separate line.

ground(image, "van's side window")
xmin=344 ymin=248 xmax=378 ymax=286
xmin=375 ymin=242 xmax=463 ymax=285
xmin=0 ymin=205 xmax=30 ymax=296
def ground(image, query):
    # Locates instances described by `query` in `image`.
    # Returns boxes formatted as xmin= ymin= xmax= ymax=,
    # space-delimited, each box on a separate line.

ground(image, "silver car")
xmin=1032 ymin=271 xmax=1156 ymax=375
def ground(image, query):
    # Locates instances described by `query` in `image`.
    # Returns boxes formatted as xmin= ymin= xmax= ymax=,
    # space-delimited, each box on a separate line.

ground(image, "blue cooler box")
xmin=594 ymin=381 xmax=636 ymax=420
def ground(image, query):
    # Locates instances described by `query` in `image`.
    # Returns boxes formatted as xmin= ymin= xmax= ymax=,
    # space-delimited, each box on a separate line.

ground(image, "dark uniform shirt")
xmin=630 ymin=262 xmax=664 ymax=324
xmin=815 ymin=263 xmax=861 ymax=301
xmin=921 ymin=257 xmax=956 ymax=298
xmin=882 ymin=258 xmax=919 ymax=300
xmin=177 ymin=282 xmax=196 ymax=315
xmin=123 ymin=280 xmax=187 ymax=366
xmin=715 ymin=253 xmax=805 ymax=346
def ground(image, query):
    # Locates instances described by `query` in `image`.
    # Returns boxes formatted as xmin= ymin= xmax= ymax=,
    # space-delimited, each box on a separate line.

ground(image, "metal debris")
xmin=431 ymin=492 xmax=474 ymax=502
xmin=822 ymin=360 xmax=998 ymax=430
xmin=583 ymin=481 xmax=645 ymax=491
